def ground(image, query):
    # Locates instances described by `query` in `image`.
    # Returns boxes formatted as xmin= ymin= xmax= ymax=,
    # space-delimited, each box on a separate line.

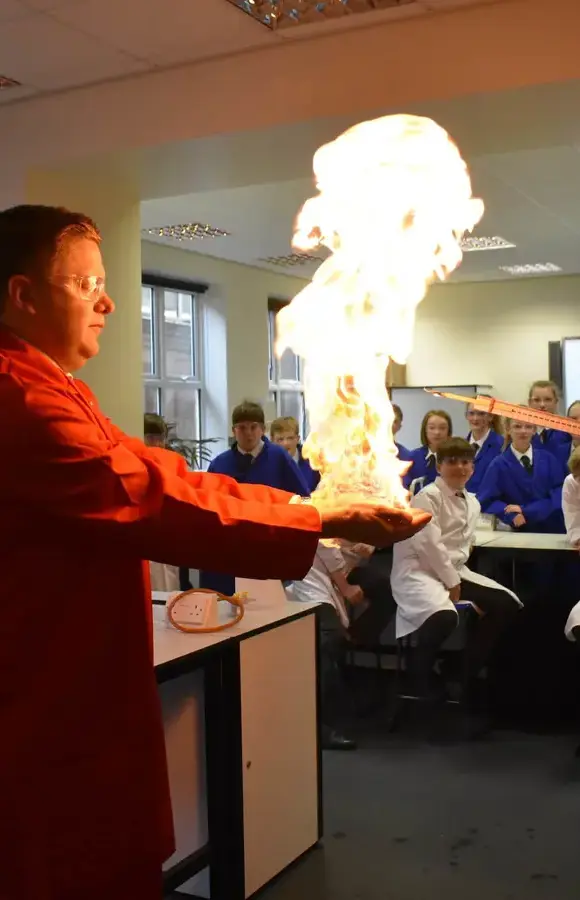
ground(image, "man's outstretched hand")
xmin=316 ymin=502 xmax=431 ymax=548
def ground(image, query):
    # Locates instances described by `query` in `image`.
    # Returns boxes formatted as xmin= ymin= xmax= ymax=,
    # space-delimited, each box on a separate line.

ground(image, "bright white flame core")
xmin=276 ymin=114 xmax=484 ymax=506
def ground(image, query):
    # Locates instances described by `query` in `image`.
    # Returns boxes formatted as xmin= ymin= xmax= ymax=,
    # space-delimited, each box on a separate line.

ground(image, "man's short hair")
xmin=436 ymin=437 xmax=475 ymax=465
xmin=0 ymin=205 xmax=101 ymax=315
xmin=569 ymin=446 xmax=580 ymax=476
xmin=232 ymin=401 xmax=265 ymax=427
xmin=270 ymin=415 xmax=299 ymax=437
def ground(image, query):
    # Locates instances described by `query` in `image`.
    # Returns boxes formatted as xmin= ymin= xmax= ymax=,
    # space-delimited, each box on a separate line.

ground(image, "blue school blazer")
xmin=465 ymin=430 xmax=503 ymax=494
xmin=532 ymin=429 xmax=571 ymax=470
xmin=296 ymin=445 xmax=321 ymax=494
xmin=403 ymin=445 xmax=437 ymax=495
xmin=200 ymin=438 xmax=310 ymax=596
xmin=396 ymin=441 xmax=412 ymax=462
xmin=477 ymin=446 xmax=565 ymax=533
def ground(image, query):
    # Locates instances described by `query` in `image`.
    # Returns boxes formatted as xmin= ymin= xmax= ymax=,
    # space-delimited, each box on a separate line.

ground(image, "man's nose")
xmin=96 ymin=292 xmax=115 ymax=315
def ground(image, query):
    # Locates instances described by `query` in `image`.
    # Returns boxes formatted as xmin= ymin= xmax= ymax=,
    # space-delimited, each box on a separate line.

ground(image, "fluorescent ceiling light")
xmin=460 ymin=235 xmax=516 ymax=252
xmin=143 ymin=224 xmax=230 ymax=241
xmin=498 ymin=263 xmax=562 ymax=275
xmin=260 ymin=253 xmax=322 ymax=267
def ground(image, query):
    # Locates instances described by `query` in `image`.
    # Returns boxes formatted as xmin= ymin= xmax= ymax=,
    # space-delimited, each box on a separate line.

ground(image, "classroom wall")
xmin=141 ymin=240 xmax=307 ymax=419
xmin=408 ymin=275 xmax=580 ymax=404
xmin=141 ymin=241 xmax=580 ymax=433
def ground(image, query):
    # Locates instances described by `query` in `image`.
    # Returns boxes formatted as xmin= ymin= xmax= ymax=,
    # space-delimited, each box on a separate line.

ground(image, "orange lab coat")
xmin=0 ymin=327 xmax=320 ymax=900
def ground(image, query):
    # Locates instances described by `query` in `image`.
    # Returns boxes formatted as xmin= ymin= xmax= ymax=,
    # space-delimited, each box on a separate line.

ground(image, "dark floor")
xmin=256 ymin=711 xmax=580 ymax=900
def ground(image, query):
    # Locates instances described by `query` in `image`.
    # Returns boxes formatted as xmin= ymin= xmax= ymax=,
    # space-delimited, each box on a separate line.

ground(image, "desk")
xmin=474 ymin=530 xmax=572 ymax=552
xmin=156 ymin=595 xmax=321 ymax=899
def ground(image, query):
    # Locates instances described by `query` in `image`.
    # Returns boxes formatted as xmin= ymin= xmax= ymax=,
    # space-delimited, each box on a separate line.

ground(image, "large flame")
xmin=276 ymin=114 xmax=483 ymax=507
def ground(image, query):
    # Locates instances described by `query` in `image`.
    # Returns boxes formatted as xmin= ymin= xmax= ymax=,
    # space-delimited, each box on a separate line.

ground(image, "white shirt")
xmin=239 ymin=439 xmax=264 ymax=459
xmin=470 ymin=429 xmax=490 ymax=456
xmin=562 ymin=473 xmax=580 ymax=546
xmin=287 ymin=541 xmax=371 ymax=628
xmin=510 ymin=444 xmax=533 ymax=466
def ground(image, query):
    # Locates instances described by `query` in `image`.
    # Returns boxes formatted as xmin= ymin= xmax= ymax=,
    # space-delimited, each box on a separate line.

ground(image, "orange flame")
xmin=276 ymin=114 xmax=484 ymax=507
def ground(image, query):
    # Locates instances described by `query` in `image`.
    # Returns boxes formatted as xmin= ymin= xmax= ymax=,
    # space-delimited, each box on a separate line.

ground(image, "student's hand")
xmin=505 ymin=505 xmax=523 ymax=515
xmin=343 ymin=584 xmax=365 ymax=606
xmin=448 ymin=584 xmax=461 ymax=604
xmin=351 ymin=543 xmax=375 ymax=559
xmin=512 ymin=513 xmax=526 ymax=528
xmin=317 ymin=503 xmax=431 ymax=548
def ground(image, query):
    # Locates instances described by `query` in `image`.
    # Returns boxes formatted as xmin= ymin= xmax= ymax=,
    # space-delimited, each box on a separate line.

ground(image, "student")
xmin=477 ymin=419 xmax=565 ymax=533
xmin=391 ymin=438 xmax=521 ymax=705
xmin=392 ymin=403 xmax=412 ymax=462
xmin=288 ymin=540 xmax=374 ymax=751
xmin=528 ymin=379 xmax=571 ymax=467
xmin=465 ymin=399 xmax=503 ymax=494
xmin=270 ymin=414 xmax=320 ymax=493
xmin=403 ymin=409 xmax=452 ymax=496
xmin=144 ymin=412 xmax=168 ymax=448
xmin=562 ymin=448 xmax=580 ymax=642
xmin=566 ymin=400 xmax=580 ymax=463
xmin=200 ymin=401 xmax=310 ymax=594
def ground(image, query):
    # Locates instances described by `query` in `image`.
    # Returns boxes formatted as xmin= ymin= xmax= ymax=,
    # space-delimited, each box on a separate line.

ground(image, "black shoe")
xmin=321 ymin=728 xmax=357 ymax=751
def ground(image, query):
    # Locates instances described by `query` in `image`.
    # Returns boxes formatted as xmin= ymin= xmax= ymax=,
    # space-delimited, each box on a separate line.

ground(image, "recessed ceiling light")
xmin=0 ymin=75 xmax=22 ymax=90
xmin=143 ymin=224 xmax=230 ymax=241
xmin=498 ymin=263 xmax=562 ymax=275
xmin=260 ymin=253 xmax=323 ymax=267
xmin=227 ymin=0 xmax=415 ymax=30
xmin=460 ymin=236 xmax=516 ymax=252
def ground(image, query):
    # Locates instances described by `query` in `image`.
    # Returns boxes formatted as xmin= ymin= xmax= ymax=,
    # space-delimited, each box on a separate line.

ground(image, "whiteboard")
xmin=562 ymin=338 xmax=580 ymax=411
xmin=392 ymin=385 xmax=492 ymax=451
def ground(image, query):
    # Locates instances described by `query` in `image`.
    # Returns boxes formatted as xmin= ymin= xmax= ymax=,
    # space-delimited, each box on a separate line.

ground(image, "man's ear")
xmin=7 ymin=274 xmax=37 ymax=315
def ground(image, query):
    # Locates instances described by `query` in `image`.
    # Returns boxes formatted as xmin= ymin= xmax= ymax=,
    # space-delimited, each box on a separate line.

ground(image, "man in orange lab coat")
xmin=0 ymin=205 xmax=429 ymax=900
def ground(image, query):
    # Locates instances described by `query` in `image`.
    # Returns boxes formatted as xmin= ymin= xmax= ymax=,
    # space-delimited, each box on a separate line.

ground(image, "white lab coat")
xmin=562 ymin=474 xmax=580 ymax=546
xmin=390 ymin=477 xmax=521 ymax=638
xmin=286 ymin=541 xmax=370 ymax=628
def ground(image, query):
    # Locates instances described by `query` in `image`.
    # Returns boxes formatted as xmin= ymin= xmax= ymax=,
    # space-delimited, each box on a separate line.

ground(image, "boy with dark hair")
xmin=201 ymin=401 xmax=309 ymax=594
xmin=270 ymin=414 xmax=320 ymax=493
xmin=391 ymin=437 xmax=521 ymax=706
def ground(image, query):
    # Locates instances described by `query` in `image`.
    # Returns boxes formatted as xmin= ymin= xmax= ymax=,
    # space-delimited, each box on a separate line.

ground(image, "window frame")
xmin=142 ymin=274 xmax=208 ymax=442
xmin=268 ymin=298 xmax=308 ymax=437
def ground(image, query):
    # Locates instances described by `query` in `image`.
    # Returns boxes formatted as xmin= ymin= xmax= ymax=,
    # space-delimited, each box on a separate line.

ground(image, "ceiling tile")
xmin=0 ymin=14 xmax=151 ymax=90
xmin=51 ymin=0 xmax=274 ymax=65
xmin=0 ymin=0 xmax=32 ymax=22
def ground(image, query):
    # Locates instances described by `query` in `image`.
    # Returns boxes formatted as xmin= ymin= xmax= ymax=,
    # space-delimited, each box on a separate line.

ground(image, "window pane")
xmin=280 ymin=390 xmax=304 ymax=426
xmin=278 ymin=347 xmax=300 ymax=381
xmin=144 ymin=384 xmax=160 ymax=415
xmin=162 ymin=385 xmax=200 ymax=441
xmin=164 ymin=290 xmax=195 ymax=378
xmin=141 ymin=286 xmax=154 ymax=375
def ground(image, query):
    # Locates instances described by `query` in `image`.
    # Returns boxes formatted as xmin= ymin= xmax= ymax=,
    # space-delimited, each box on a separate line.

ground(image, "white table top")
xmin=153 ymin=596 xmax=319 ymax=669
xmin=474 ymin=530 xmax=573 ymax=552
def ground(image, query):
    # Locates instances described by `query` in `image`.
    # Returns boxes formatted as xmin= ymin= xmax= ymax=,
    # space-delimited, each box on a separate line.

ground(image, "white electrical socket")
xmin=171 ymin=592 xmax=219 ymax=629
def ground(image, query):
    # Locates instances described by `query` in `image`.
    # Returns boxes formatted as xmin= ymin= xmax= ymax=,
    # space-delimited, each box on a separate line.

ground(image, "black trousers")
xmin=411 ymin=579 xmax=520 ymax=697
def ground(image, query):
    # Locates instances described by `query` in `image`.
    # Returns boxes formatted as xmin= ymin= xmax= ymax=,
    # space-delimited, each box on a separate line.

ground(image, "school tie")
xmin=455 ymin=491 xmax=466 ymax=498
xmin=472 ymin=441 xmax=481 ymax=457
xmin=521 ymin=454 xmax=533 ymax=473
xmin=426 ymin=454 xmax=436 ymax=469
xmin=541 ymin=429 xmax=550 ymax=445
xmin=237 ymin=452 xmax=254 ymax=475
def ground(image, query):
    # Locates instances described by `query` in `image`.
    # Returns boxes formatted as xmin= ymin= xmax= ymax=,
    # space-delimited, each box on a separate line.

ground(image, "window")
xmin=268 ymin=301 xmax=308 ymax=437
xmin=142 ymin=279 xmax=204 ymax=441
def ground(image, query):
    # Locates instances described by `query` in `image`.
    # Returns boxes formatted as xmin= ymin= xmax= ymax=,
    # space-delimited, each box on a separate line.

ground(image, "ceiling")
xmin=0 ymin=0 xmax=498 ymax=106
xmin=140 ymin=80 xmax=580 ymax=284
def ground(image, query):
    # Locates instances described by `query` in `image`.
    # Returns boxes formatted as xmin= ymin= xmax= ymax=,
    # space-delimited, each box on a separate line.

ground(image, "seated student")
xmin=477 ymin=419 xmax=566 ymax=533
xmin=288 ymin=540 xmax=373 ymax=751
xmin=562 ymin=448 xmax=580 ymax=643
xmin=566 ymin=400 xmax=580 ymax=464
xmin=270 ymin=414 xmax=321 ymax=493
xmin=391 ymin=438 xmax=521 ymax=706
xmin=465 ymin=398 xmax=503 ymax=494
xmin=528 ymin=379 xmax=571 ymax=467
xmin=200 ymin=401 xmax=309 ymax=595
xmin=403 ymin=409 xmax=452 ymax=496
xmin=392 ymin=403 xmax=412 ymax=462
